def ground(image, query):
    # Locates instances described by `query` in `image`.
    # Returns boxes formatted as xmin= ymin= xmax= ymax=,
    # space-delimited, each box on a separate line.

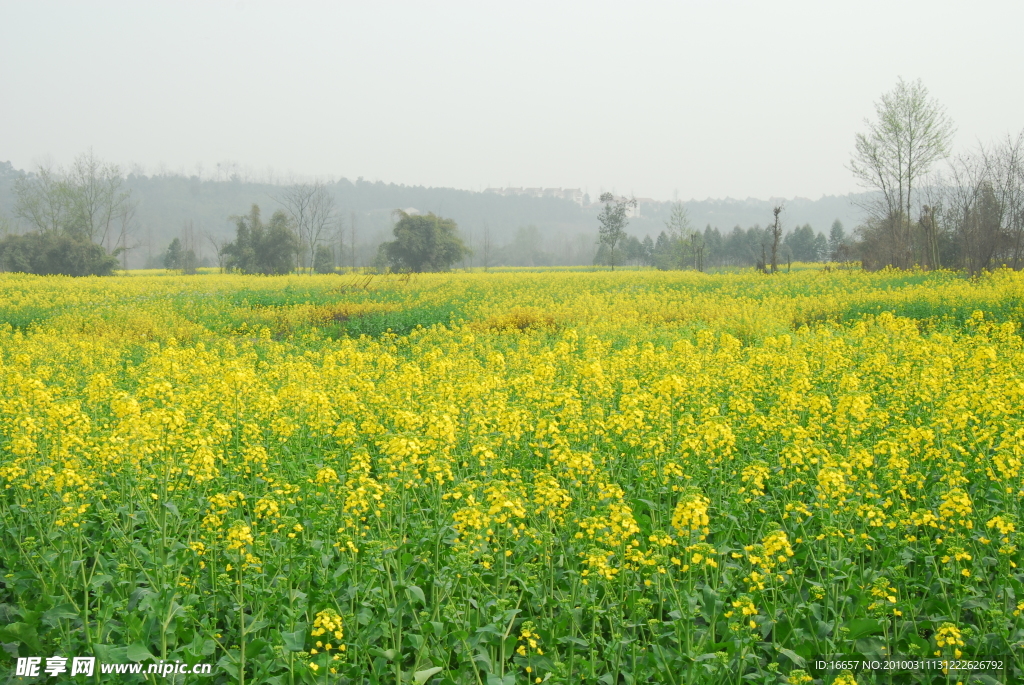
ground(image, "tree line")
xmin=590 ymin=191 xmax=840 ymax=271
xmin=849 ymin=78 xmax=1024 ymax=274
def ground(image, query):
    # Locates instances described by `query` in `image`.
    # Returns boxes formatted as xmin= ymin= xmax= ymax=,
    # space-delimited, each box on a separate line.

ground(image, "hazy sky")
xmin=3 ymin=1 xmax=1022 ymax=201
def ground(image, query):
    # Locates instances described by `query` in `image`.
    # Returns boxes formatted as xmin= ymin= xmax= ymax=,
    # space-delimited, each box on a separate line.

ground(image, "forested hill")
xmin=0 ymin=161 xmax=868 ymax=268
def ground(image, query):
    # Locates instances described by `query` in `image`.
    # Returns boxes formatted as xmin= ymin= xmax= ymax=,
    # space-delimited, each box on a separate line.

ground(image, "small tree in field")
xmin=313 ymin=245 xmax=335 ymax=274
xmin=597 ymin=193 xmax=637 ymax=270
xmin=381 ymin=211 xmax=469 ymax=272
xmin=769 ymin=205 xmax=783 ymax=273
xmin=164 ymin=238 xmax=183 ymax=270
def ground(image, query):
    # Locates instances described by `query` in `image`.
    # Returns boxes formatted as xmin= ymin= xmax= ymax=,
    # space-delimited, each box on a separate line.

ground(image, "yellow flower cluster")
xmin=933 ymin=622 xmax=964 ymax=658
xmin=311 ymin=609 xmax=344 ymax=642
xmin=516 ymin=621 xmax=544 ymax=656
xmin=670 ymin=490 xmax=710 ymax=539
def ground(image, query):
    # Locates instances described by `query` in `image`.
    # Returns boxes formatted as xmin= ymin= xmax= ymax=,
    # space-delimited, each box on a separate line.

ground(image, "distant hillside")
xmin=0 ymin=161 xmax=869 ymax=268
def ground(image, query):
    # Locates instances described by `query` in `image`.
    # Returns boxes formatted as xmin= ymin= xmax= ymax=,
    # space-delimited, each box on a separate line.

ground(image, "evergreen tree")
xmin=828 ymin=219 xmax=847 ymax=260
xmin=703 ymin=225 xmax=723 ymax=268
xmin=640 ymin=235 xmax=654 ymax=266
xmin=164 ymin=238 xmax=183 ymax=269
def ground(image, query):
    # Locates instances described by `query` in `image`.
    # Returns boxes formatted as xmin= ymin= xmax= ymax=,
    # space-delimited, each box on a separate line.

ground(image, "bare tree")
xmin=918 ymin=203 xmax=940 ymax=271
xmin=944 ymin=151 xmax=993 ymax=275
xmin=14 ymin=162 xmax=69 ymax=234
xmin=985 ymin=130 xmax=1024 ymax=268
xmin=279 ymin=181 xmax=337 ymax=273
xmin=482 ymin=222 xmax=493 ymax=271
xmin=115 ymin=198 xmax=140 ymax=270
xmin=349 ymin=211 xmax=358 ymax=270
xmin=14 ymin=151 xmax=134 ymax=253
xmin=65 ymin=149 xmax=134 ymax=247
xmin=181 ymin=220 xmax=199 ymax=274
xmin=769 ymin=205 xmax=783 ymax=273
xmin=206 ymin=231 xmax=228 ymax=273
xmin=849 ymin=78 xmax=955 ymax=268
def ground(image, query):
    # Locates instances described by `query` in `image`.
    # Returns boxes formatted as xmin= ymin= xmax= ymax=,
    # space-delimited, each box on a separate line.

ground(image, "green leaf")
xmin=127 ymin=643 xmax=154 ymax=662
xmin=844 ymin=618 xmax=883 ymax=640
xmin=406 ymin=585 xmax=426 ymax=605
xmin=486 ymin=675 xmax=516 ymax=685
xmin=217 ymin=652 xmax=241 ymax=679
xmin=92 ymin=645 xmax=129 ymax=665
xmin=281 ymin=628 xmax=306 ymax=652
xmin=90 ymin=574 xmax=113 ymax=590
xmin=414 ymin=667 xmax=444 ymax=685
xmin=907 ymin=632 xmax=929 ymax=654
xmin=777 ymin=647 xmax=805 ymax=667
xmin=245 ymin=638 xmax=269 ymax=659
xmin=0 ymin=623 xmax=43 ymax=653
xmin=42 ymin=604 xmax=79 ymax=627
xmin=243 ymin=615 xmax=269 ymax=633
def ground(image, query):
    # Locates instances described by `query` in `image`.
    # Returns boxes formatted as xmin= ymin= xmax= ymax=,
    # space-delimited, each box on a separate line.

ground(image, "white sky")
xmin=2 ymin=1 xmax=1022 ymax=201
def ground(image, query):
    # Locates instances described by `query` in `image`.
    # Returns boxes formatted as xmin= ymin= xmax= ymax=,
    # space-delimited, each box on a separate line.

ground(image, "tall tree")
xmin=64 ymin=149 xmax=134 ymax=247
xmin=349 ymin=211 xmax=358 ymax=270
xmin=13 ymin=151 xmax=135 ymax=249
xmin=13 ymin=163 xmax=68 ymax=234
xmin=481 ymin=222 xmax=493 ymax=271
xmin=597 ymin=193 xmax=636 ymax=270
xmin=828 ymin=219 xmax=846 ymax=261
xmin=769 ymin=205 xmax=783 ymax=273
xmin=985 ymin=131 xmax=1024 ymax=269
xmin=849 ymin=78 xmax=955 ymax=268
xmin=279 ymin=181 xmax=336 ymax=273
xmin=664 ymin=200 xmax=693 ymax=269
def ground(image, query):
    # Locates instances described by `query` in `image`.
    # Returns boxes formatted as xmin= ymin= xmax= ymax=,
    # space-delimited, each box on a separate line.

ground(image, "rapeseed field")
xmin=1 ymin=267 xmax=1023 ymax=684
